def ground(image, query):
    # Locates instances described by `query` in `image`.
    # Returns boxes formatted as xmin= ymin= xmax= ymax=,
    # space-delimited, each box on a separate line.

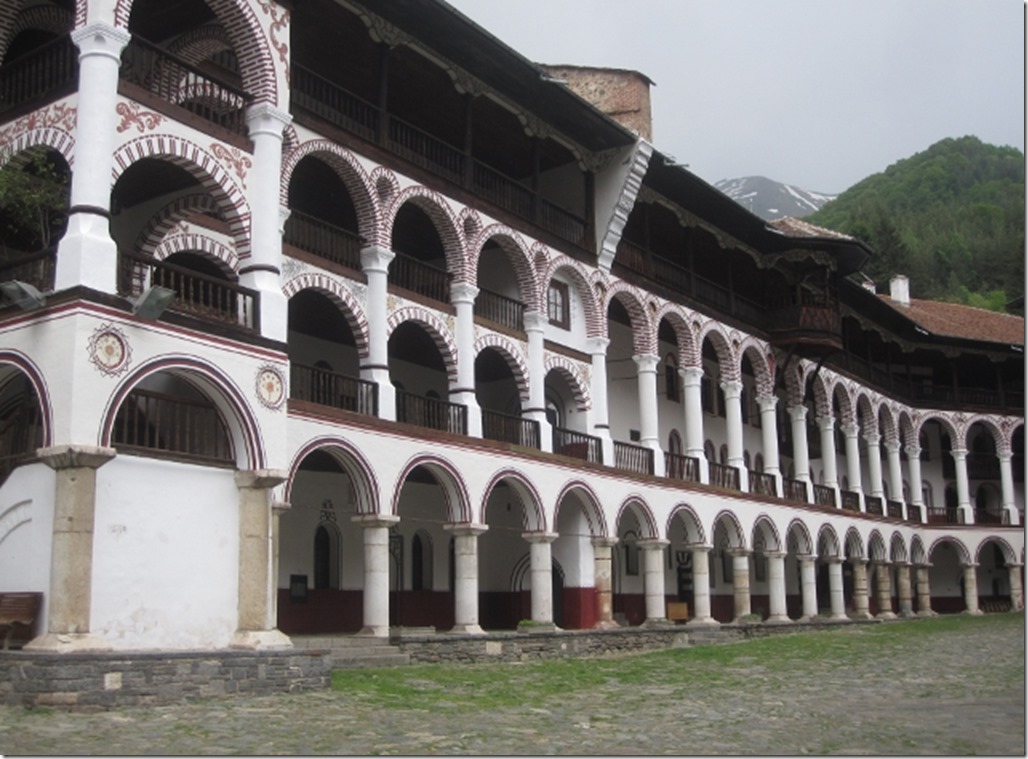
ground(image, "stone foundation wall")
xmin=0 ymin=649 xmax=332 ymax=709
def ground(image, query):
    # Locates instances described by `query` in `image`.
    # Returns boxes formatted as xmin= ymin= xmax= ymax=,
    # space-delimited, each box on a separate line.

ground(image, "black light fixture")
xmin=132 ymin=285 xmax=176 ymax=319
xmin=0 ymin=280 xmax=45 ymax=310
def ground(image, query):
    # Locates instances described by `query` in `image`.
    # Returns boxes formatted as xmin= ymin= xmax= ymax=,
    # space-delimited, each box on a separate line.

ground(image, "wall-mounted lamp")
xmin=132 ymin=285 xmax=176 ymax=320
xmin=0 ymin=280 xmax=45 ymax=310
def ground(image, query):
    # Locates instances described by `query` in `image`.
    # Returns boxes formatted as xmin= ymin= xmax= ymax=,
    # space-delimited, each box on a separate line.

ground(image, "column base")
xmin=825 ymin=614 xmax=851 ymax=624
xmin=917 ymin=609 xmax=938 ymax=617
xmin=642 ymin=618 xmax=674 ymax=629
xmin=356 ymin=625 xmax=390 ymax=638
xmin=961 ymin=609 xmax=984 ymax=616
xmin=848 ymin=611 xmax=874 ymax=621
xmin=593 ymin=619 xmax=621 ymax=630
xmin=517 ymin=621 xmax=559 ymax=633
xmin=764 ymin=615 xmax=793 ymax=626
xmin=230 ymin=629 xmax=293 ymax=650
xmin=447 ymin=624 xmax=485 ymax=635
xmin=23 ymin=632 xmax=112 ymax=653
xmin=684 ymin=618 xmax=719 ymax=629
xmin=875 ymin=611 xmax=897 ymax=620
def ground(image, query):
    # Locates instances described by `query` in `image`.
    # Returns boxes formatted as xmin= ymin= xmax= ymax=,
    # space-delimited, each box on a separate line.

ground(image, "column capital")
xmin=826 ymin=556 xmax=845 ymax=565
xmin=756 ymin=394 xmax=778 ymax=412
xmin=727 ymin=548 xmax=752 ymax=558
xmin=450 ymin=282 xmax=479 ymax=305
xmin=235 ymin=469 xmax=288 ymax=489
xmin=360 ymin=244 xmax=395 ymax=273
xmin=863 ymin=432 xmax=881 ymax=447
xmin=848 ymin=556 xmax=868 ymax=567
xmin=37 ymin=444 xmax=117 ymax=470
xmin=883 ymin=439 xmax=901 ymax=454
xmin=523 ymin=310 xmax=548 ymax=332
xmin=586 ymin=336 xmax=610 ymax=355
xmin=444 ymin=522 xmax=488 ymax=537
xmin=632 ymin=353 xmax=660 ymax=372
xmin=521 ymin=531 xmax=558 ymax=544
xmin=245 ymin=102 xmax=293 ymax=135
xmin=687 ymin=543 xmax=713 ymax=554
xmin=763 ymin=550 xmax=787 ymax=560
xmin=961 ymin=562 xmax=979 ymax=569
xmin=680 ymin=365 xmax=704 ymax=383
xmin=272 ymin=500 xmax=291 ymax=515
xmin=719 ymin=379 xmax=743 ymax=398
xmin=352 ymin=513 xmax=401 ymax=529
xmin=591 ymin=535 xmax=619 ymax=548
xmin=997 ymin=450 xmax=1013 ymax=463
xmin=71 ymin=21 xmax=132 ymax=58
xmin=904 ymin=444 xmax=921 ymax=459
xmin=817 ymin=414 xmax=836 ymax=432
xmin=798 ymin=553 xmax=818 ymax=563
xmin=787 ymin=404 xmax=809 ymax=421
xmin=637 ymin=538 xmax=670 ymax=550
xmin=950 ymin=447 xmax=968 ymax=459
xmin=841 ymin=422 xmax=860 ymax=438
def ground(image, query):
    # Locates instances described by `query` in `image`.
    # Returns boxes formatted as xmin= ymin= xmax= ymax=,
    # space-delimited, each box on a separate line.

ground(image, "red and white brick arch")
xmin=651 ymin=302 xmax=701 ymax=371
xmin=152 ymin=232 xmax=239 ymax=277
xmin=283 ymin=273 xmax=371 ymax=360
xmin=695 ymin=320 xmax=739 ymax=383
xmin=135 ymin=192 xmax=222 ymax=256
xmin=466 ymin=224 xmax=537 ymax=302
xmin=601 ymin=280 xmax=654 ymax=356
xmin=386 ymin=305 xmax=460 ymax=386
xmin=384 ymin=186 xmax=464 ymax=279
xmin=538 ymin=255 xmax=602 ymax=337
xmin=473 ymin=332 xmax=530 ymax=407
xmin=0 ymin=102 xmax=77 ymax=168
xmin=737 ymin=337 xmax=775 ymax=399
xmin=481 ymin=469 xmax=548 ymax=533
xmin=543 ymin=353 xmax=592 ymax=412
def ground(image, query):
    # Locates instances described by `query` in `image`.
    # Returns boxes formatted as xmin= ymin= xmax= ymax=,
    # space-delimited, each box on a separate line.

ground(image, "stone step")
xmin=329 ymin=651 xmax=411 ymax=669
xmin=290 ymin=634 xmax=411 ymax=668
xmin=291 ymin=635 xmax=395 ymax=650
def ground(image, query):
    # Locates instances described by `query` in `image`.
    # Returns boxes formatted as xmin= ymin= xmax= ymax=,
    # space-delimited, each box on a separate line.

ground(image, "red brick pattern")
xmin=473 ymin=332 xmax=530 ymax=405
xmin=542 ymin=353 xmax=591 ymax=412
xmin=282 ymin=272 xmax=371 ymax=360
xmin=386 ymin=304 xmax=460 ymax=385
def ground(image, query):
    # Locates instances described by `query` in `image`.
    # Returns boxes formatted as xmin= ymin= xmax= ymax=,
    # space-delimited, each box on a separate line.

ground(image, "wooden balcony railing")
xmin=0 ymin=397 xmax=43 ymax=487
xmin=119 ymin=35 xmax=252 ymax=136
xmin=0 ymin=34 xmax=77 ymax=117
xmin=926 ymin=506 xmax=961 ymax=525
xmin=290 ymin=363 xmax=377 ymax=417
xmin=111 ymin=387 xmax=233 ymax=464
xmin=708 ymin=461 xmax=740 ymax=490
xmin=395 ymin=390 xmax=466 ymax=435
xmin=290 ymin=65 xmax=378 ymax=142
xmin=614 ymin=440 xmax=654 ymax=475
xmin=119 ymin=250 xmax=259 ymax=330
xmin=389 ymin=250 xmax=451 ymax=303
xmin=0 ymin=248 xmax=55 ymax=295
xmin=974 ymin=509 xmax=1008 ymax=526
xmin=841 ymin=490 xmax=861 ymax=512
xmin=475 ymin=288 xmax=525 ymax=331
xmin=750 ymin=470 xmax=777 ymax=497
xmin=783 ymin=478 xmax=808 ymax=503
xmin=812 ymin=483 xmax=837 ymax=508
xmin=886 ymin=500 xmax=904 ymax=520
xmin=552 ymin=427 xmax=602 ymax=464
xmin=664 ymin=451 xmax=699 ymax=483
xmin=481 ymin=408 xmax=539 ymax=449
xmin=471 ymin=161 xmax=533 ymax=220
xmin=864 ymin=495 xmax=884 ymax=516
xmin=283 ymin=210 xmax=363 ymax=271
xmin=389 ymin=116 xmax=464 ymax=184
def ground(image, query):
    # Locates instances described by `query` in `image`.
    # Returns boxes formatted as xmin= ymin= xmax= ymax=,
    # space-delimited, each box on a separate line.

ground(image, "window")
xmin=740 ymin=387 xmax=749 ymax=424
xmin=622 ymin=530 xmax=640 ymax=576
xmin=701 ymin=376 xmax=713 ymax=413
xmin=668 ymin=430 xmax=683 ymax=455
xmin=719 ymin=444 xmax=729 ymax=465
xmin=664 ymin=353 xmax=680 ymax=402
xmin=546 ymin=280 xmax=570 ymax=328
xmin=704 ymin=440 xmax=716 ymax=462
xmin=922 ymin=480 xmax=934 ymax=508
xmin=716 ymin=384 xmax=726 ymax=417
xmin=754 ymin=453 xmax=765 ymax=473
xmin=412 ymin=530 xmax=433 ymax=591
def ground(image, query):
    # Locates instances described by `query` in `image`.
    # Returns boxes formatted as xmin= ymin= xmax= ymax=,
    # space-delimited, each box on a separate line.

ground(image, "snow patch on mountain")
xmin=714 ymin=176 xmax=837 ymax=221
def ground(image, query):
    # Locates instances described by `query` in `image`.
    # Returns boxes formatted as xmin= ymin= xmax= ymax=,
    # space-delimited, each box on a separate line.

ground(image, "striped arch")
xmin=889 ymin=531 xmax=908 ymax=563
xmin=386 ymin=186 xmax=464 ymax=279
xmin=785 ymin=518 xmax=815 ymax=556
xmin=877 ymin=403 xmax=899 ymax=446
xmin=912 ymin=413 xmax=961 ymax=450
xmin=468 ymin=225 xmax=537 ymax=303
xmin=830 ymin=378 xmax=857 ymax=427
xmin=481 ymin=468 xmax=547 ymax=532
xmin=0 ymin=117 xmax=75 ymax=169
xmin=806 ymin=363 xmax=834 ymax=417
xmin=752 ymin=514 xmax=783 ymax=553
xmin=961 ymin=415 xmax=1006 ymax=452
xmin=897 ymin=409 xmax=918 ymax=449
xmin=538 ymin=255 xmax=602 ymax=336
xmin=387 ymin=305 xmax=459 ymax=385
xmin=280 ymin=140 xmax=379 ymax=241
xmin=152 ymin=233 xmax=239 ymax=277
xmin=167 ymin=21 xmax=232 ymax=65
xmin=666 ymin=503 xmax=706 ymax=545
xmin=543 ymin=353 xmax=592 ymax=412
xmin=0 ymin=2 xmax=21 ymax=62
xmin=392 ymin=453 xmax=472 ymax=523
xmin=854 ymin=392 xmax=879 ymax=437
xmin=976 ymin=535 xmax=1017 ymax=565
xmin=284 ymin=435 xmax=380 ymax=515
xmin=780 ymin=359 xmax=807 ymax=409
xmin=553 ymin=479 xmax=608 ymax=538
xmin=135 ymin=193 xmax=223 ymax=257
xmin=816 ymin=524 xmax=842 ymax=559
xmin=602 ymin=281 xmax=654 ymax=355
xmin=113 ymin=0 xmax=279 ymax=105
xmin=844 ymin=526 xmax=865 ymax=560
xmin=0 ymin=350 xmax=54 ymax=449
xmin=652 ymin=302 xmax=700 ymax=368
xmin=283 ymin=273 xmax=371 ymax=360
xmin=458 ymin=207 xmax=483 ymax=244
xmin=910 ymin=535 xmax=928 ymax=565
xmin=866 ymin=530 xmax=887 ymax=561
xmin=738 ymin=338 xmax=775 ymax=398
xmin=927 ymin=535 xmax=971 ymax=566
xmin=473 ymin=333 xmax=530 ymax=406
xmin=1 ymin=3 xmax=72 ymax=61
xmin=696 ymin=321 xmax=739 ymax=382
xmin=712 ymin=510 xmax=747 ymax=549
xmin=112 ymin=136 xmax=252 ymax=259
xmin=615 ymin=495 xmax=658 ymax=539
xmin=100 ymin=355 xmax=266 ymax=470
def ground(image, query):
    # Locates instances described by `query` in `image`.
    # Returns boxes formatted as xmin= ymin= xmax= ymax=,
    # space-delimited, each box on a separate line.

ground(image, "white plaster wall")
xmin=554 ymin=505 xmax=592 ymax=587
xmin=91 ymin=456 xmax=240 ymax=650
xmin=0 ymin=464 xmax=55 ymax=628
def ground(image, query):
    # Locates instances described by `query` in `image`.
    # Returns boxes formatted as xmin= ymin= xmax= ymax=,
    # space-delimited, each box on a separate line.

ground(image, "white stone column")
xmin=799 ymin=555 xmax=818 ymax=621
xmin=686 ymin=546 xmax=717 ymax=626
xmin=271 ymin=500 xmax=291 ymax=624
xmin=788 ymin=405 xmax=811 ymax=488
xmin=896 ymin=563 xmax=914 ymax=617
xmin=242 ymin=104 xmax=292 ymax=341
xmin=864 ymin=433 xmax=885 ymax=499
xmin=523 ymin=312 xmax=552 ymax=453
xmin=850 ymin=558 xmax=871 ymax=619
xmin=233 ymin=469 xmax=292 ymax=649
xmin=1007 ymin=564 xmax=1024 ymax=611
xmin=827 ymin=558 xmax=848 ymax=620
xmin=360 ymin=245 xmax=396 ymax=420
xmin=587 ymin=337 xmax=614 ymax=464
xmin=818 ymin=415 xmax=841 ymax=506
xmin=757 ymin=395 xmax=782 ymax=494
xmin=766 ymin=551 xmax=790 ymax=623
xmin=962 ymin=563 xmax=981 ymax=614
xmin=444 ymin=523 xmax=487 ymax=634
xmin=522 ymin=532 xmax=558 ymax=626
xmin=873 ymin=562 xmax=895 ymax=619
xmin=842 ymin=423 xmax=864 ymax=501
xmin=998 ymin=451 xmax=1019 ymax=526
xmin=25 ymin=445 xmax=116 ymax=653
xmin=915 ymin=564 xmax=935 ymax=616
xmin=634 ymin=354 xmax=664 ymax=476
xmin=905 ymin=444 xmax=925 ymax=523
xmin=638 ymin=538 xmax=670 ymax=624
xmin=722 ymin=380 xmax=747 ymax=491
xmin=681 ymin=367 xmax=708 ymax=484
xmin=951 ymin=448 xmax=973 ymax=524
xmin=353 ymin=514 xmax=400 ymax=636
xmin=884 ymin=440 xmax=904 ymax=510
xmin=591 ymin=536 xmax=619 ymax=629
xmin=55 ymin=23 xmax=131 ymax=293
xmin=450 ymin=283 xmax=482 ymax=437
xmin=730 ymin=550 xmax=752 ymax=621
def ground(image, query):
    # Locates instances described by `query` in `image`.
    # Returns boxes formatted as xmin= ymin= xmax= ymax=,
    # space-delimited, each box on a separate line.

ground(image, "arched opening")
xmin=474 ymin=238 xmax=527 ymax=332
xmin=926 ymin=540 xmax=968 ymax=614
xmin=284 ymin=155 xmax=363 ymax=271
xmin=390 ymin=203 xmax=450 ymax=303
xmin=475 ymin=345 xmax=535 ymax=447
xmin=0 ymin=368 xmax=45 ymax=486
xmin=0 ymin=147 xmax=69 ymax=279
xmin=390 ymin=321 xmax=462 ymax=434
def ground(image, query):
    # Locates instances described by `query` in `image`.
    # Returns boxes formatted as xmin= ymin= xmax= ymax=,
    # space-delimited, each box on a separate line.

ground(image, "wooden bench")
xmin=667 ymin=601 xmax=689 ymax=624
xmin=0 ymin=592 xmax=42 ymax=649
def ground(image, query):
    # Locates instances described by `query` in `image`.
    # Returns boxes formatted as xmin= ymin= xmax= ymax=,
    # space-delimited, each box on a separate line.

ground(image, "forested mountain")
xmin=806 ymin=136 xmax=1025 ymax=311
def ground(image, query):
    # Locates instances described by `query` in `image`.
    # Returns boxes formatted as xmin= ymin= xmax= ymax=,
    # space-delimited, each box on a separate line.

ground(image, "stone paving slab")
xmin=1 ymin=615 xmax=1023 ymax=756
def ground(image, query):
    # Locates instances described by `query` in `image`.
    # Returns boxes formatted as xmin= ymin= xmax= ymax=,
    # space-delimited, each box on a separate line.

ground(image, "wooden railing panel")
xmin=283 ymin=210 xmax=362 ymax=271
xmin=389 ymin=251 xmax=451 ymax=303
xmin=840 ymin=490 xmax=861 ymax=512
xmin=812 ymin=483 xmax=837 ymax=508
xmin=783 ymin=478 xmax=808 ymax=503
xmin=708 ymin=462 xmax=739 ymax=490
xmin=664 ymin=452 xmax=699 ymax=483
xmin=614 ymin=441 xmax=654 ymax=475
xmin=475 ymin=288 xmax=524 ymax=331
xmin=552 ymin=427 xmax=602 ymax=464
xmin=0 ymin=34 xmax=77 ymax=117
xmin=481 ymin=409 xmax=539 ymax=449
xmin=750 ymin=470 xmax=777 ymax=497
xmin=112 ymin=388 xmax=233 ymax=463
xmin=396 ymin=390 xmax=466 ymax=436
xmin=290 ymin=364 xmax=377 ymax=417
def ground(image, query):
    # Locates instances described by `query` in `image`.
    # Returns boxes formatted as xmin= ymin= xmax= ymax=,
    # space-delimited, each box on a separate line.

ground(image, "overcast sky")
xmin=446 ymin=0 xmax=1025 ymax=194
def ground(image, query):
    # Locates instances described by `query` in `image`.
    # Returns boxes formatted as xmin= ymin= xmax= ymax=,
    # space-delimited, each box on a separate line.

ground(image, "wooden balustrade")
xmin=840 ymin=490 xmax=862 ymax=512
xmin=750 ymin=470 xmax=777 ymax=497
xmin=290 ymin=364 xmax=377 ymax=417
xmin=886 ymin=500 xmax=904 ymax=520
xmin=471 ymin=161 xmax=534 ymax=219
xmin=926 ymin=506 xmax=961 ymax=525
xmin=475 ymin=288 xmax=524 ymax=331
xmin=481 ymin=409 xmax=539 ymax=449
xmin=389 ymin=251 xmax=451 ymax=303
xmin=614 ymin=440 xmax=654 ymax=475
xmin=388 ymin=116 xmax=464 ymax=183
xmin=0 ymin=34 xmax=77 ymax=117
xmin=664 ymin=451 xmax=699 ymax=483
xmin=864 ymin=495 xmax=884 ymax=516
xmin=812 ymin=483 xmax=837 ymax=508
xmin=708 ymin=461 xmax=740 ymax=490
xmin=283 ymin=210 xmax=363 ymax=271
xmin=974 ymin=509 xmax=1008 ymax=525
xmin=552 ymin=427 xmax=602 ymax=464
xmin=783 ymin=478 xmax=808 ymax=503
xmin=291 ymin=64 xmax=378 ymax=141
xmin=111 ymin=388 xmax=233 ymax=464
xmin=395 ymin=390 xmax=466 ymax=435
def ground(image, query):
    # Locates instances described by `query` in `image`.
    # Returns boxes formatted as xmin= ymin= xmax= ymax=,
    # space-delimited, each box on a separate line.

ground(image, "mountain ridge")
xmin=714 ymin=175 xmax=836 ymax=221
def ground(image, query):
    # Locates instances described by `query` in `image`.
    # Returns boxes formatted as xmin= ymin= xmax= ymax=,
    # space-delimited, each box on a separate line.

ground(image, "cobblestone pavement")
xmin=2 ymin=615 xmax=1023 ymax=756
